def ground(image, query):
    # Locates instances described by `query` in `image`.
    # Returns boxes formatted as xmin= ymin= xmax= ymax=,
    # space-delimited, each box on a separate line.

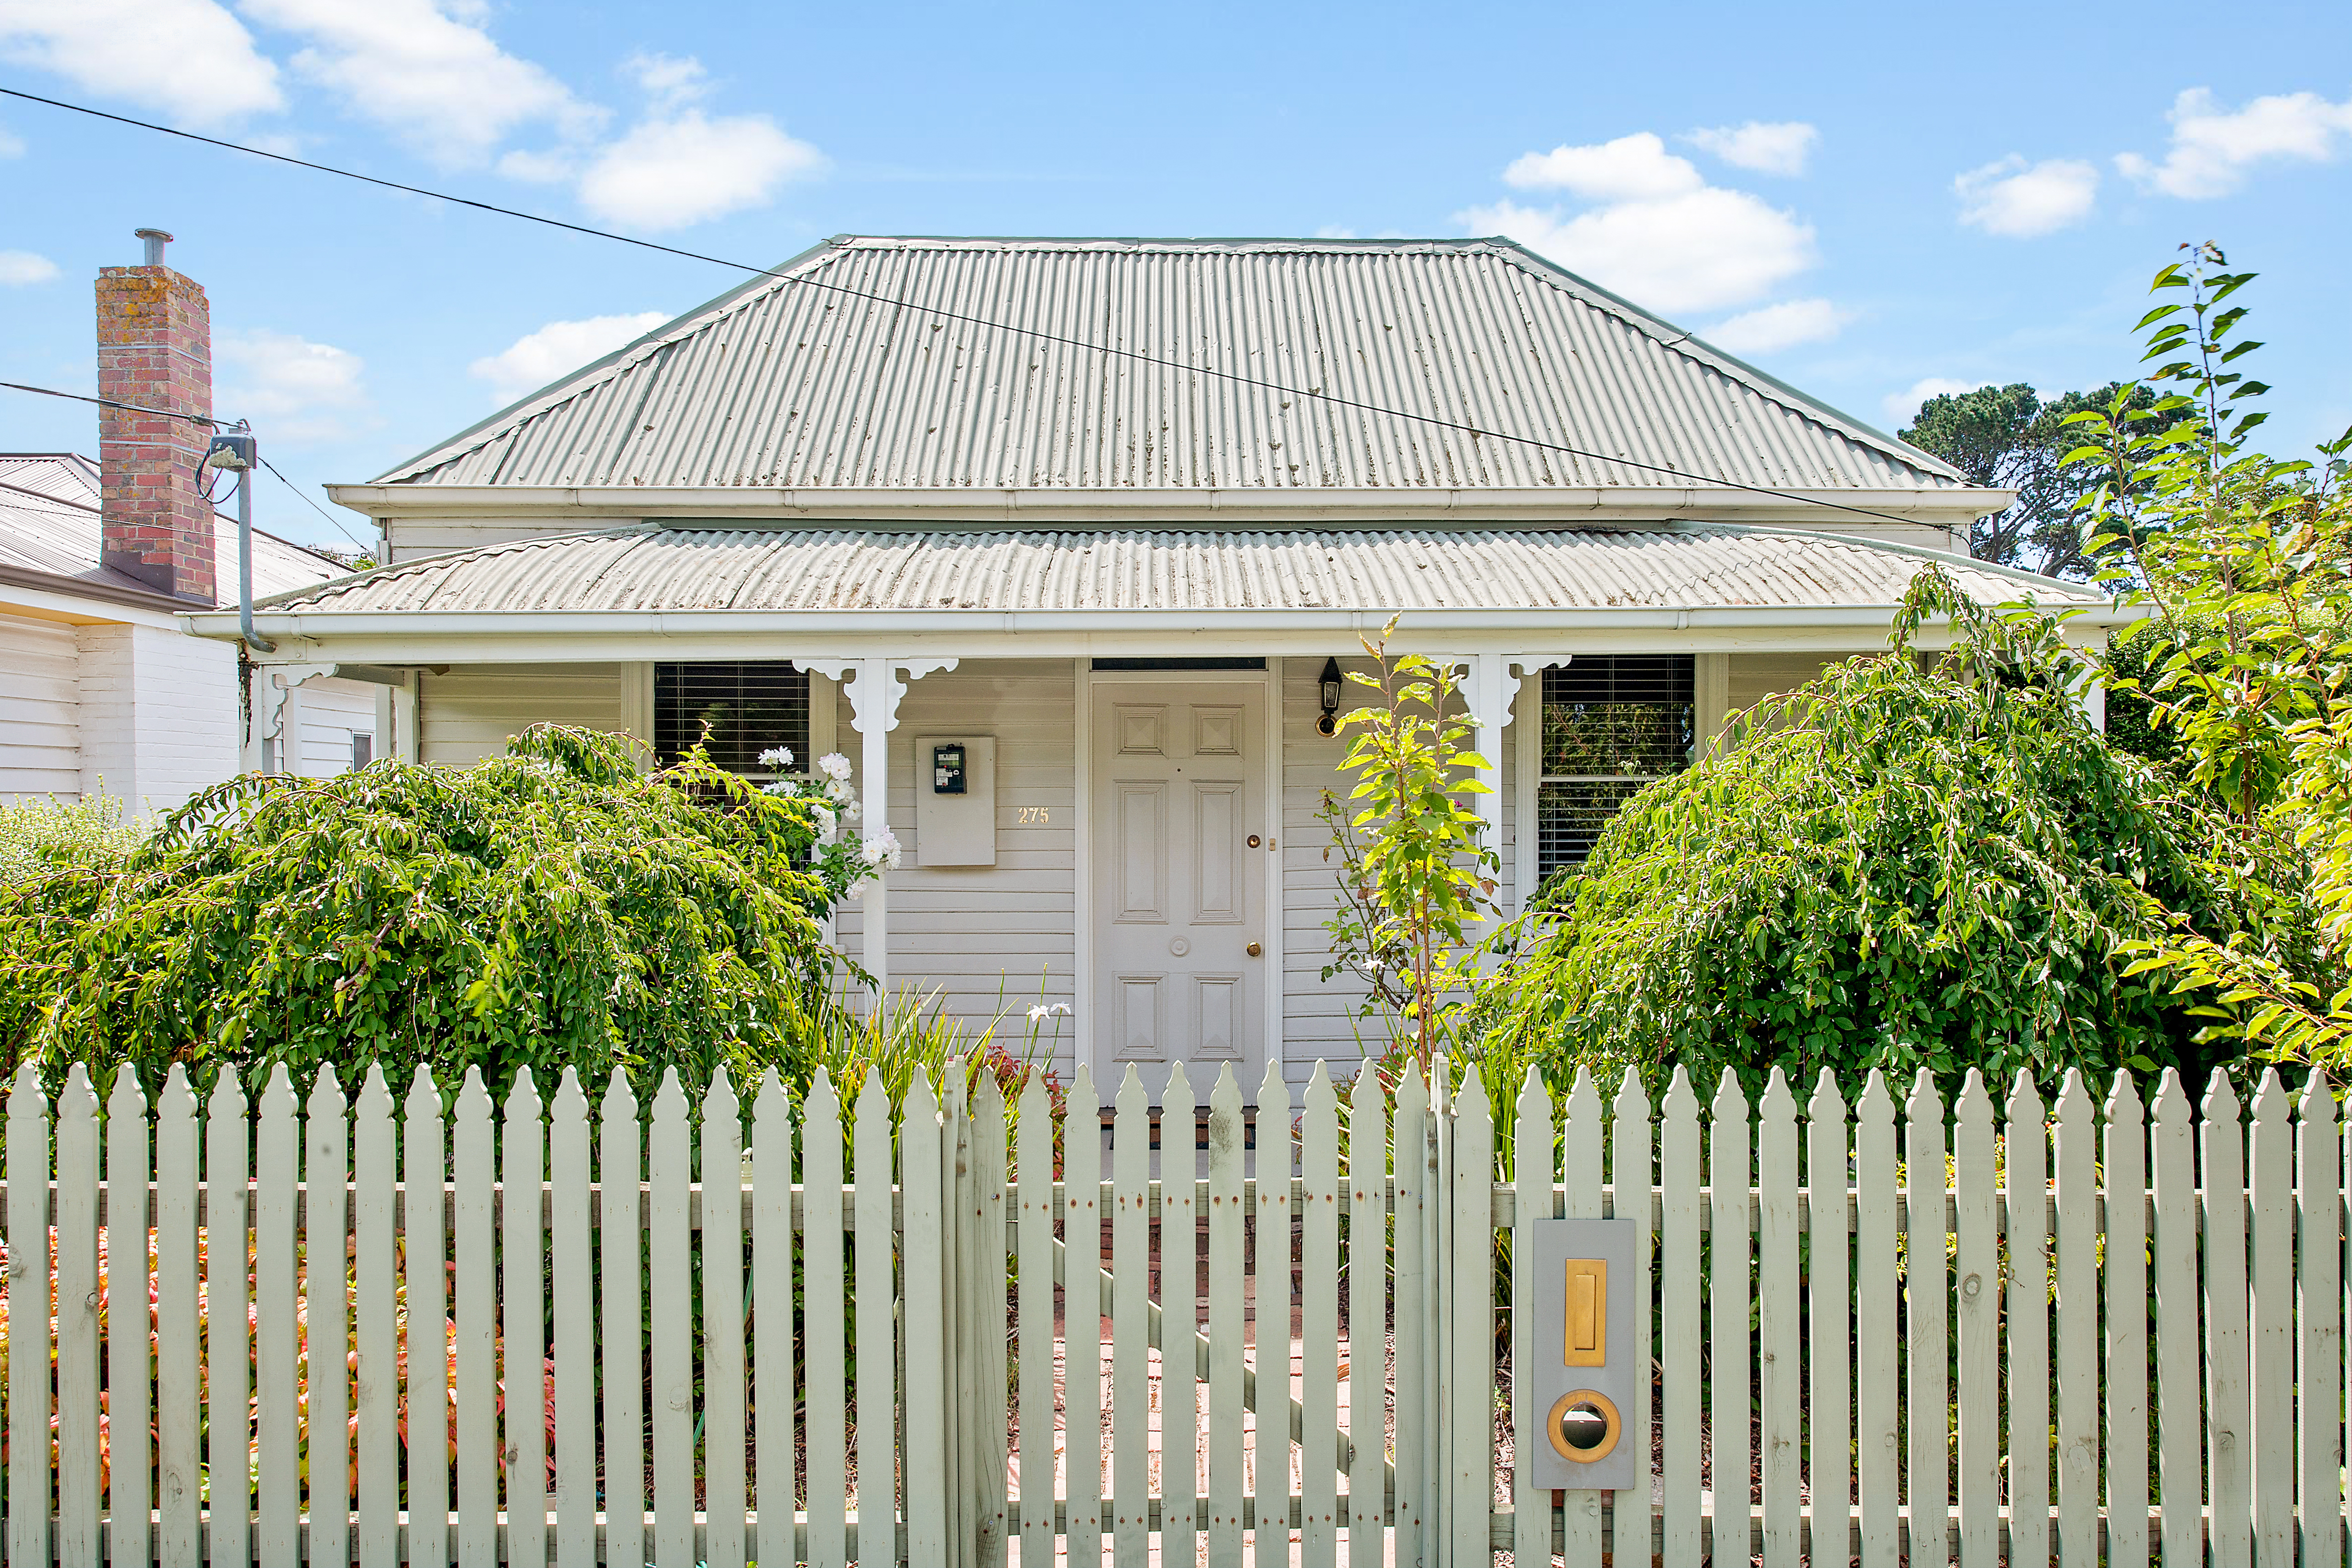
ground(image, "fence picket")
xmin=1165 ymin=1063 xmax=1203 ymax=1567
xmin=1611 ymin=1068 xmax=1654 ymax=1568
xmin=255 ymin=1066 xmax=301 ymax=1568
xmin=851 ymin=1070 xmax=896 ymax=1568
xmin=2246 ymin=1070 xmax=2294 ymax=1564
xmin=1807 ymin=1070 xmax=1852 ymax=1568
xmin=1015 ymin=1068 xmax=1055 ymax=1568
xmin=2002 ymin=1072 xmax=2050 ymax=1568
xmin=1447 ymin=1068 xmax=1493 ymax=1568
xmin=500 ymin=1071 xmax=547 ymax=1568
xmin=1206 ymin=1064 xmax=1246 ymax=1568
xmin=548 ymin=1071 xmax=595 ymax=1568
xmin=1113 ymin=1066 xmax=1152 ymax=1565
xmin=54 ymin=1066 xmax=99 ymax=1568
xmin=1388 ymin=1065 xmax=1431 ymax=1565
xmin=1903 ymin=1071 xmax=1949 ymax=1566
xmin=1757 ymin=1069 xmax=1801 ymax=1568
xmin=701 ymin=1070 xmax=748 ymax=1568
xmin=306 ymin=1068 xmax=351 ymax=1568
xmin=1710 ymin=1069 xmax=1753 ymax=1566
xmin=405 ymin=1068 xmax=450 ymax=1568
xmin=104 ymin=1069 xmax=150 ymax=1568
xmin=155 ymin=1067 xmax=201 ymax=1568
xmin=648 ymin=1071 xmax=694 ymax=1568
xmin=354 ymin=1069 xmax=399 ymax=1568
xmin=2201 ymin=1073 xmax=2250 ymax=1568
xmin=2052 ymin=1070 xmax=2098 ymax=1567
xmin=902 ymin=1070 xmax=950 ymax=1565
xmin=1658 ymin=1068 xmax=1702 ymax=1566
xmin=206 ymin=1072 xmax=249 ymax=1568
xmin=1347 ymin=1058 xmax=1386 ymax=1555
xmin=2296 ymin=1074 xmax=2344 ymax=1567
xmin=1854 ymin=1071 xmax=1898 ymax=1568
xmin=597 ymin=1073 xmax=644 ymax=1568
xmin=6 ymin=1066 xmax=49 ymax=1568
xmin=1256 ymin=1058 xmax=1295 ymax=1568
xmin=1560 ymin=1068 xmax=1605 ymax=1568
xmin=2151 ymin=1071 xmax=2200 ymax=1568
xmin=2104 ymin=1072 xmax=2150 ymax=1568
xmin=1952 ymin=1071 xmax=1996 ymax=1568
xmin=967 ymin=1070 xmax=1010 ymax=1567
xmin=1300 ymin=1067 xmax=1340 ymax=1568
xmin=451 ymin=1070 xmax=498 ymax=1568
xmin=750 ymin=1070 xmax=795 ymax=1568
xmin=1512 ymin=1066 xmax=1556 ymax=1568
xmin=804 ymin=1067 xmax=851 ymax=1568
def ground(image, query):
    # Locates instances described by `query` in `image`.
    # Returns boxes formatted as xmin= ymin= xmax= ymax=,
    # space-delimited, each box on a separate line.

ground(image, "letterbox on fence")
xmin=1524 ymin=1216 xmax=1642 ymax=1491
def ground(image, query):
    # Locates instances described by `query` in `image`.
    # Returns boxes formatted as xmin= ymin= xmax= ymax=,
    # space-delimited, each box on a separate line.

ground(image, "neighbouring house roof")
xmin=0 ymin=452 xmax=352 ymax=606
xmin=368 ymin=237 xmax=1977 ymax=503
xmin=248 ymin=523 xmax=2107 ymax=619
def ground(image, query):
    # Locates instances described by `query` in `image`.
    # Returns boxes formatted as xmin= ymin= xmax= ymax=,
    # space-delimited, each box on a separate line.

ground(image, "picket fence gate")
xmin=1 ymin=1051 xmax=2347 ymax=1567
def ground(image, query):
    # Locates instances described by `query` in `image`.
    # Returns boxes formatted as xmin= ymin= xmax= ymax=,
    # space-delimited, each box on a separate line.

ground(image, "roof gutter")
xmin=323 ymin=482 xmax=2015 ymax=527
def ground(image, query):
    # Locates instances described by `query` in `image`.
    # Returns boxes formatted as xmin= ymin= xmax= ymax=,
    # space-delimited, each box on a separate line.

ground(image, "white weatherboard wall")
xmin=0 ymin=612 xmax=81 ymax=801
xmin=416 ymin=664 xmax=642 ymax=766
xmin=75 ymin=624 xmax=238 ymax=812
xmin=835 ymin=660 xmax=1078 ymax=1070
xmin=292 ymin=677 xmax=382 ymax=777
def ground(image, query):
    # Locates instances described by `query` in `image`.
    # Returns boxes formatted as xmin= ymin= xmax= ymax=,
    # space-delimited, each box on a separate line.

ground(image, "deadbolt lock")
xmin=1247 ymin=834 xmax=1262 ymax=848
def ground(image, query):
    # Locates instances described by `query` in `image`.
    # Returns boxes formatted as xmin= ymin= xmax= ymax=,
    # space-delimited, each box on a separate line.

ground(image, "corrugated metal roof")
xmin=377 ymin=238 xmax=1968 ymax=497
xmin=259 ymin=524 xmax=2102 ymax=616
xmin=0 ymin=452 xmax=350 ymax=603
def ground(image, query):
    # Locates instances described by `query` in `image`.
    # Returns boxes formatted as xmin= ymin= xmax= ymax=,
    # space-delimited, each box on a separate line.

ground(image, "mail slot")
xmin=1525 ymin=1217 xmax=1642 ymax=1491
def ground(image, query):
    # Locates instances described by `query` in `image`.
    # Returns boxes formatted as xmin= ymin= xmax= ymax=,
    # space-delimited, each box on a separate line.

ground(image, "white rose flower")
xmin=757 ymin=745 xmax=795 ymax=769
xmin=818 ymin=752 xmax=853 ymax=782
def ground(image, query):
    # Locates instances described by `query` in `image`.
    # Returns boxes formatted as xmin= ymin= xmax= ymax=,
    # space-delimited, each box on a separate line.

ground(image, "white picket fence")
xmin=1 ymin=1053 xmax=2347 ymax=1566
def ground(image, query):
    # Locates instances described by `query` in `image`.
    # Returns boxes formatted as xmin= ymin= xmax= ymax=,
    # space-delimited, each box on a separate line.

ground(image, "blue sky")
xmin=2 ymin=0 xmax=2348 ymax=549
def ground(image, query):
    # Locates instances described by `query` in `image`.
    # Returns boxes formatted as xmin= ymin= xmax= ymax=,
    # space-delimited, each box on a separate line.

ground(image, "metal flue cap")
xmin=134 ymin=227 xmax=175 ymax=267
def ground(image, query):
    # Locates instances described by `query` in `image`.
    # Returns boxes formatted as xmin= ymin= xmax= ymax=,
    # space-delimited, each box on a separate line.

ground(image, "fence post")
xmin=1711 ymin=1069 xmax=1753 ymax=1567
xmin=2295 ymin=1073 xmax=2344 ymax=1567
xmin=1510 ymin=1065 xmax=1555 ymax=1568
xmin=54 ymin=1066 xmax=99 ymax=1568
xmin=901 ymin=1070 xmax=949 ymax=1564
xmin=2104 ymin=1071 xmax=2150 ymax=1568
xmin=1446 ymin=1065 xmax=1493 ymax=1568
xmin=966 ymin=1067 xmax=1011 ymax=1568
xmin=1390 ymin=1063 xmax=1432 ymax=1567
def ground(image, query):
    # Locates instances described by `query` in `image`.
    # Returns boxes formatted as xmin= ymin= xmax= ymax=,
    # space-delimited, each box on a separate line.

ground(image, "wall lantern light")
xmin=1317 ymin=657 xmax=1343 ymax=737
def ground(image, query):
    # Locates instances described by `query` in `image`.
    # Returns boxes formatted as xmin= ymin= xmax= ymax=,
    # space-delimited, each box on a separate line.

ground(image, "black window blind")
xmin=1537 ymin=656 xmax=1695 ymax=879
xmin=655 ymin=662 xmax=811 ymax=776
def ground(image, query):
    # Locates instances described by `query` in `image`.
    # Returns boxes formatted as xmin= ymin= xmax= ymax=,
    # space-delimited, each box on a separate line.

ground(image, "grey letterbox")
xmin=1523 ymin=1217 xmax=1642 ymax=1491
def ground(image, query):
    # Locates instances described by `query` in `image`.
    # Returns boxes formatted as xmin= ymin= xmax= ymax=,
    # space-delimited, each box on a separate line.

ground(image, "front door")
xmin=1091 ymin=679 xmax=1267 ymax=1098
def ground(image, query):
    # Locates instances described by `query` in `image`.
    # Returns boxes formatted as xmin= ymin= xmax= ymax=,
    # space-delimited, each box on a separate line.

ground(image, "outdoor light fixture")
xmin=1317 ymin=657 xmax=1343 ymax=737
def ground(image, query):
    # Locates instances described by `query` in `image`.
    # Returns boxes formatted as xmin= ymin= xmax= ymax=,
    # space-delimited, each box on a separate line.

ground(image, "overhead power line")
xmin=0 ymin=377 xmax=371 ymax=551
xmin=2 ymin=83 xmax=1950 ymax=529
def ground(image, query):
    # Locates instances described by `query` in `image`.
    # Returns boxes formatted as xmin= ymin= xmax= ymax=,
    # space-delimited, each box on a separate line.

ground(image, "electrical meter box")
xmin=1523 ymin=1217 xmax=1643 ymax=1491
xmin=914 ymin=734 xmax=995 ymax=866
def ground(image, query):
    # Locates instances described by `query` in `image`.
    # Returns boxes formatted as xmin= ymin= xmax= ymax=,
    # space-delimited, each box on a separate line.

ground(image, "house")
xmin=193 ymin=236 xmax=2124 ymax=1097
xmin=0 ymin=234 xmax=383 ymax=810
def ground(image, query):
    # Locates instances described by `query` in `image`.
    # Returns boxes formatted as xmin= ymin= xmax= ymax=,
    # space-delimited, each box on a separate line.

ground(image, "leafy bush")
xmin=1471 ymin=573 xmax=2260 ymax=1099
xmin=0 ymin=726 xmax=863 ymax=1103
xmin=0 ymin=793 xmax=145 ymax=886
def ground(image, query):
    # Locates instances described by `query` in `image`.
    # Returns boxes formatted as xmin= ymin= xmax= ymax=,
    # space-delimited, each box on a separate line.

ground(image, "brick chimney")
xmin=97 ymin=228 xmax=217 ymax=603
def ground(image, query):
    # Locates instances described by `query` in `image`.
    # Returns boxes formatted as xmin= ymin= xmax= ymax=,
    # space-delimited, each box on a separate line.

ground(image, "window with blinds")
xmin=1537 ymin=656 xmax=1695 ymax=880
xmin=654 ymin=662 xmax=812 ymax=778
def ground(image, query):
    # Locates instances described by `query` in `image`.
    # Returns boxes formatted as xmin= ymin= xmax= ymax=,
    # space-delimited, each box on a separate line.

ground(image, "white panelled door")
xmin=1091 ymin=679 xmax=1267 ymax=1097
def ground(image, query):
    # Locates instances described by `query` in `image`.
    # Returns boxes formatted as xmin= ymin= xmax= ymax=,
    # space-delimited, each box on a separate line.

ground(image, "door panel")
xmin=1093 ymin=680 xmax=1266 ymax=1098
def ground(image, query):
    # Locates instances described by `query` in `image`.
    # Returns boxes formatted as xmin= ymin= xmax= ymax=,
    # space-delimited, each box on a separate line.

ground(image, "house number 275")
xmin=1017 ymin=807 xmax=1050 ymax=824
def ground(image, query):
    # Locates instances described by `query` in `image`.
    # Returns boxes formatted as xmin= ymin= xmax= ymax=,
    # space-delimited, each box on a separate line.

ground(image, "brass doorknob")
xmin=1245 ymin=941 xmax=1263 ymax=958
xmin=1247 ymin=834 xmax=1262 ymax=848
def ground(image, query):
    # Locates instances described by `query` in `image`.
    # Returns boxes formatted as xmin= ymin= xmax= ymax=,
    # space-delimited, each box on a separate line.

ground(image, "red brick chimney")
xmin=97 ymin=228 xmax=217 ymax=603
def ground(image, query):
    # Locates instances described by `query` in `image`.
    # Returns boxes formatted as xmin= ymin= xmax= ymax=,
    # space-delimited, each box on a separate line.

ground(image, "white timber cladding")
xmin=415 ymin=663 xmax=633 ymax=766
xmin=75 ymin=625 xmax=238 ymax=814
xmin=0 ymin=612 xmax=80 ymax=800
xmin=291 ymin=677 xmax=380 ymax=778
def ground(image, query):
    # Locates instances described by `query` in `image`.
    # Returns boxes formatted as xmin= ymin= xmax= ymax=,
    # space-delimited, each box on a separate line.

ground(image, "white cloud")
xmin=0 ymin=250 xmax=60 ymax=285
xmin=237 ymin=0 xmax=594 ymax=165
xmin=0 ymin=123 xmax=23 ymax=158
xmin=1704 ymin=298 xmax=1851 ymax=355
xmin=0 ymin=0 xmax=282 ymax=124
xmin=1683 ymin=121 xmax=1816 ymax=176
xmin=470 ymin=312 xmax=669 ymax=405
xmin=1954 ymin=156 xmax=2100 ymax=237
xmin=217 ymin=328 xmax=368 ymax=443
xmin=1474 ymin=130 xmax=1818 ymax=315
xmin=1504 ymin=131 xmax=1702 ymax=201
xmin=1464 ymin=188 xmax=1815 ymax=316
xmin=577 ymin=107 xmax=822 ymax=231
xmin=2116 ymin=87 xmax=2352 ymax=198
xmin=1883 ymin=376 xmax=1978 ymax=428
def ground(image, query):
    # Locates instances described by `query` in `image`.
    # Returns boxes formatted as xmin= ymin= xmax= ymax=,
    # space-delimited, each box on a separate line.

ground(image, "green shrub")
xmin=0 ymin=793 xmax=145 ymax=886
xmin=1472 ymin=572 xmax=2262 ymax=1100
xmin=0 ymin=726 xmax=849 ymax=1103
